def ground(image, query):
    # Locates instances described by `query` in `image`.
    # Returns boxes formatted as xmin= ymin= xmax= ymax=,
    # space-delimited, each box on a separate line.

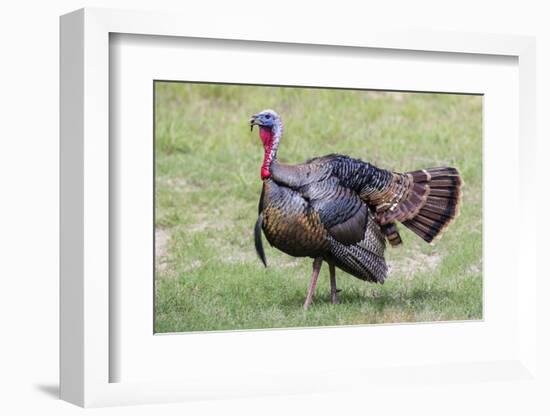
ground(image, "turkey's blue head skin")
xmin=250 ymin=109 xmax=284 ymax=179
xmin=250 ymin=109 xmax=277 ymax=128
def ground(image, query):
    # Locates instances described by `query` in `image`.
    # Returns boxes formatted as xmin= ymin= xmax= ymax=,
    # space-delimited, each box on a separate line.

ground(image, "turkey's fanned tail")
xmin=401 ymin=167 xmax=463 ymax=243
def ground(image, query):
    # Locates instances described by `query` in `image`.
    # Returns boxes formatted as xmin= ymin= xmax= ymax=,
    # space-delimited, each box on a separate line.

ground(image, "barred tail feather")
xmin=402 ymin=167 xmax=462 ymax=243
xmin=381 ymin=222 xmax=403 ymax=247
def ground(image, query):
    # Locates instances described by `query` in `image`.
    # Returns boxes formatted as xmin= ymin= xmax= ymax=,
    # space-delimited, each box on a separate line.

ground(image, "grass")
xmin=154 ymin=82 xmax=483 ymax=333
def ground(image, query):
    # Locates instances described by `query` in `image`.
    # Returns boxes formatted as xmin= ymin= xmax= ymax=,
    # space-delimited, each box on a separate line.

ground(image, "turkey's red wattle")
xmin=260 ymin=127 xmax=274 ymax=179
xmin=259 ymin=126 xmax=273 ymax=147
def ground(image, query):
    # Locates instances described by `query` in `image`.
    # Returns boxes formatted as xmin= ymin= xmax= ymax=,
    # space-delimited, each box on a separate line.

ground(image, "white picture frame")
xmin=60 ymin=8 xmax=538 ymax=408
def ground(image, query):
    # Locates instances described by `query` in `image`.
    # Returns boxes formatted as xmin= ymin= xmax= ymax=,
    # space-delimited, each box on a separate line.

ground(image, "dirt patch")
xmin=466 ymin=263 xmax=482 ymax=275
xmin=389 ymin=251 xmax=442 ymax=280
xmin=187 ymin=209 xmax=227 ymax=233
xmin=366 ymin=91 xmax=405 ymax=102
xmin=183 ymin=259 xmax=202 ymax=272
xmin=155 ymin=228 xmax=170 ymax=272
xmin=156 ymin=176 xmax=200 ymax=193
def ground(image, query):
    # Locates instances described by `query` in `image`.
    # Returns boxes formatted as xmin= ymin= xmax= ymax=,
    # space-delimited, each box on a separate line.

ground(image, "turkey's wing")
xmin=299 ymin=177 xmax=367 ymax=246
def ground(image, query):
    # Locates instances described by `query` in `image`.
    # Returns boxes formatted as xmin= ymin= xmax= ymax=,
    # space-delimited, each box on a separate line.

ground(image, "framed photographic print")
xmin=60 ymin=8 xmax=539 ymax=408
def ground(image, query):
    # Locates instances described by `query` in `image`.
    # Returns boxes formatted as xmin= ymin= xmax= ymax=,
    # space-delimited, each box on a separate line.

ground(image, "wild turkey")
xmin=251 ymin=109 xmax=462 ymax=309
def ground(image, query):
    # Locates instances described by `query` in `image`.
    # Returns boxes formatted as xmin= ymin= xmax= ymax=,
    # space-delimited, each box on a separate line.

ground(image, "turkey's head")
xmin=250 ymin=109 xmax=283 ymax=180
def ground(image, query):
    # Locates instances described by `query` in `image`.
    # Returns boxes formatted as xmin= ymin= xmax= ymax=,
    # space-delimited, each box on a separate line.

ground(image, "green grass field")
xmin=154 ymin=82 xmax=482 ymax=333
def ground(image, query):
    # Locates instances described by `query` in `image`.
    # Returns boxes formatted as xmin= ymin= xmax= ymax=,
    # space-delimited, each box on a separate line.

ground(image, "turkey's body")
xmin=258 ymin=155 xmax=388 ymax=284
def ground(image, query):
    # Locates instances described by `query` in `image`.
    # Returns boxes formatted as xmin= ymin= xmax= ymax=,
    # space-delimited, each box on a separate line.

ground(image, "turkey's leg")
xmin=303 ymin=258 xmax=323 ymax=310
xmin=329 ymin=263 xmax=338 ymax=304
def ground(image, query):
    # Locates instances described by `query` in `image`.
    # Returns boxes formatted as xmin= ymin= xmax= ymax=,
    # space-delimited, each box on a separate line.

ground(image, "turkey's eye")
xmin=265 ymin=114 xmax=271 ymax=119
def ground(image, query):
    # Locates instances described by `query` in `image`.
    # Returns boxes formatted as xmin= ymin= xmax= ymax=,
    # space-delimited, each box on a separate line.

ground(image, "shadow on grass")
xmin=277 ymin=286 xmax=454 ymax=311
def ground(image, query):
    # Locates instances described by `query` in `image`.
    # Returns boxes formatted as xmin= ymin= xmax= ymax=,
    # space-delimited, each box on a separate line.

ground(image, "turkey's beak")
xmin=249 ymin=114 xmax=259 ymax=131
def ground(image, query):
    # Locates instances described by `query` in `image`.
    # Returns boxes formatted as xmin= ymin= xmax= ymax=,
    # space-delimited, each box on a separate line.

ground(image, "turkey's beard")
xmin=260 ymin=127 xmax=279 ymax=179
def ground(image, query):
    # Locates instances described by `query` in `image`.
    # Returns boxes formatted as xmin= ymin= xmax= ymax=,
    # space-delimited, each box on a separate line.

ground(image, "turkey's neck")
xmin=260 ymin=124 xmax=282 ymax=179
